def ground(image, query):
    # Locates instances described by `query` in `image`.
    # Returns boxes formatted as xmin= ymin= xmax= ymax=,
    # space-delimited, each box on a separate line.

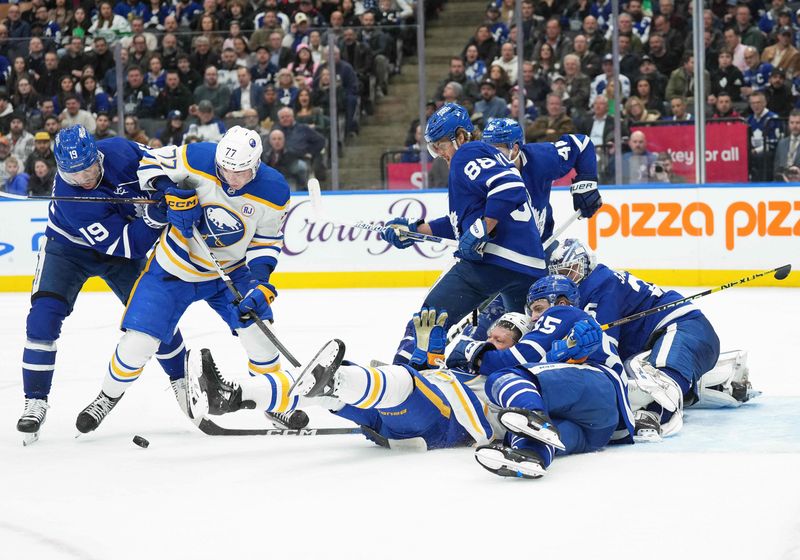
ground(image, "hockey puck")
xmin=287 ymin=410 xmax=309 ymax=429
xmin=132 ymin=435 xmax=150 ymax=448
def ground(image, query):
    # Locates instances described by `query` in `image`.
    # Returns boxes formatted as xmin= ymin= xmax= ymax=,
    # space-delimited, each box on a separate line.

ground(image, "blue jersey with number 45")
xmin=45 ymin=137 xmax=163 ymax=260
xmin=519 ymin=134 xmax=597 ymax=242
xmin=579 ymin=264 xmax=703 ymax=360
xmin=427 ymin=141 xmax=547 ymax=276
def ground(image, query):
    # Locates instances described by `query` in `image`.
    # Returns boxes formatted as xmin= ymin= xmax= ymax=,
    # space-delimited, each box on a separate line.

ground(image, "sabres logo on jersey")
xmin=199 ymin=205 xmax=246 ymax=248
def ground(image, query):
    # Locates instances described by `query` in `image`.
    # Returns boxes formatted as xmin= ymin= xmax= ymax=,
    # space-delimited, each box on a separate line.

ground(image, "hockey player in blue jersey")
xmin=16 ymin=126 xmax=187 ymax=444
xmin=384 ymin=103 xmax=600 ymax=365
xmin=74 ymin=127 xmax=295 ymax=434
xmin=548 ymin=238 xmax=727 ymax=430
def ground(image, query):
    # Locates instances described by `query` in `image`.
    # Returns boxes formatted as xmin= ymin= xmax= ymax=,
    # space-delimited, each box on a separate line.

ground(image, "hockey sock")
xmin=239 ymin=373 xmax=299 ymax=413
xmin=507 ymin=433 xmax=555 ymax=468
xmin=660 ymin=366 xmax=692 ymax=396
xmin=335 ymin=364 xmax=412 ymax=409
xmin=102 ymin=330 xmax=160 ymax=398
xmin=155 ymin=330 xmax=186 ymax=381
xmin=487 ymin=371 xmax=546 ymax=411
xmin=22 ymin=339 xmax=57 ymax=400
xmin=248 ymin=355 xmax=281 ymax=376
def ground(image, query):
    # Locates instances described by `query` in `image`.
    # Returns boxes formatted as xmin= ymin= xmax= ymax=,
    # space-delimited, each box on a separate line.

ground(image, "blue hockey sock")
xmin=487 ymin=371 xmax=545 ymax=411
xmin=155 ymin=331 xmax=186 ymax=380
xmin=22 ymin=339 xmax=57 ymax=400
xmin=507 ymin=433 xmax=555 ymax=468
xmin=661 ymin=366 xmax=692 ymax=395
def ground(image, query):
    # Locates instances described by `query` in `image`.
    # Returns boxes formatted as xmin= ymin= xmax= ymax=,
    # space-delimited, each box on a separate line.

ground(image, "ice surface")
xmin=1 ymin=287 xmax=799 ymax=560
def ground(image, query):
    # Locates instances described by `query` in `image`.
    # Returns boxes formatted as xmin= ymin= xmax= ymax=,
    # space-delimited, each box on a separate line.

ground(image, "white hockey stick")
xmin=543 ymin=210 xmax=581 ymax=250
xmin=307 ymin=178 xmax=458 ymax=247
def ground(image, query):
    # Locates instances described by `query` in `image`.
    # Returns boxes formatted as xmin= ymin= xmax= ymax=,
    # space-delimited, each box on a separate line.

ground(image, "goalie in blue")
xmin=16 ymin=125 xmax=187 ymax=445
xmin=385 ymin=103 xmax=562 ymax=365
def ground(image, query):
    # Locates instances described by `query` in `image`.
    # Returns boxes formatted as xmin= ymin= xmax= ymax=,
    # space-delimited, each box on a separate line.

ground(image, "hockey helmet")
xmin=489 ymin=312 xmax=533 ymax=343
xmin=548 ymin=238 xmax=597 ymax=283
xmin=482 ymin=118 xmax=523 ymax=150
xmin=526 ymin=274 xmax=580 ymax=311
xmin=215 ymin=126 xmax=263 ymax=189
xmin=54 ymin=125 xmax=103 ymax=188
xmin=424 ymin=102 xmax=473 ymax=158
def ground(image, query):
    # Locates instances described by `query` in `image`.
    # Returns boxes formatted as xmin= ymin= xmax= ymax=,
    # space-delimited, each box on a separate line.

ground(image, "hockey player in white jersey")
xmin=75 ymin=127 xmax=296 ymax=433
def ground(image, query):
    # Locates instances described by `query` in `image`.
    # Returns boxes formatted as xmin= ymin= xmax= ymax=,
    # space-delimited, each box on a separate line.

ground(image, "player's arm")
xmin=549 ymin=134 xmax=602 ymax=218
xmin=246 ymin=200 xmax=290 ymax=283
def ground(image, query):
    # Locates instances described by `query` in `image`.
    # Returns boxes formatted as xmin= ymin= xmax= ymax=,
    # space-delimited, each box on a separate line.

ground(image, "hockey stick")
xmin=197 ymin=418 xmax=361 ymax=436
xmin=0 ymin=191 xmax=157 ymax=204
xmin=190 ymin=226 xmax=302 ymax=368
xmin=600 ymin=264 xmax=793 ymax=331
xmin=543 ymin=210 xmax=581 ymax=250
xmin=307 ymin=178 xmax=458 ymax=247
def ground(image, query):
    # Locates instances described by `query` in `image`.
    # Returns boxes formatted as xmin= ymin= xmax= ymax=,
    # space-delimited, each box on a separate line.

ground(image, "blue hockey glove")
xmin=381 ymin=217 xmax=420 ymax=249
xmin=165 ymin=187 xmax=203 ymax=238
xmin=545 ymin=318 xmax=602 ymax=363
xmin=455 ymin=218 xmax=490 ymax=262
xmin=142 ymin=192 xmax=168 ymax=229
xmin=233 ymin=282 xmax=277 ymax=328
xmin=570 ymin=179 xmax=602 ymax=218
xmin=446 ymin=339 xmax=495 ymax=373
xmin=409 ymin=308 xmax=448 ymax=369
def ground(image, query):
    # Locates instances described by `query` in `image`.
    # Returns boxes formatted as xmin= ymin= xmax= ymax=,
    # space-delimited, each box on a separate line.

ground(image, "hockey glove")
xmin=382 ymin=217 xmax=420 ymax=249
xmin=570 ymin=178 xmax=602 ymax=218
xmin=142 ymin=191 xmax=168 ymax=229
xmin=446 ymin=339 xmax=495 ymax=373
xmin=409 ymin=308 xmax=448 ymax=369
xmin=234 ymin=283 xmax=277 ymax=328
xmin=545 ymin=318 xmax=602 ymax=363
xmin=165 ymin=187 xmax=203 ymax=238
xmin=455 ymin=218 xmax=490 ymax=262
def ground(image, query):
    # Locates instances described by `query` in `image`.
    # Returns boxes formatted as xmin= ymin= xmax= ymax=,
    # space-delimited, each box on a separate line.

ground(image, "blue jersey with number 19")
xmin=427 ymin=141 xmax=547 ymax=276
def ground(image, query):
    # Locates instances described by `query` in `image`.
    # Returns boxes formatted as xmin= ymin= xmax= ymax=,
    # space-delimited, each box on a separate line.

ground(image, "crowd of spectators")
xmin=402 ymin=0 xmax=800 ymax=184
xmin=0 ymin=0 xmax=448 ymax=193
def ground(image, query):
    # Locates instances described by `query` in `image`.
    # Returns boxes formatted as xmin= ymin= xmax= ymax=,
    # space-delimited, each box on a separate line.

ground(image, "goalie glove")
xmin=382 ymin=217 xmax=422 ymax=249
xmin=546 ymin=318 xmax=602 ymax=363
xmin=455 ymin=217 xmax=490 ymax=262
xmin=409 ymin=308 xmax=448 ymax=369
xmin=570 ymin=178 xmax=602 ymax=218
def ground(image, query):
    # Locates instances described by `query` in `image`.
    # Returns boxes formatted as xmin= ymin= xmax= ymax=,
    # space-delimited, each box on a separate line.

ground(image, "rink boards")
xmin=0 ymin=182 xmax=798 ymax=290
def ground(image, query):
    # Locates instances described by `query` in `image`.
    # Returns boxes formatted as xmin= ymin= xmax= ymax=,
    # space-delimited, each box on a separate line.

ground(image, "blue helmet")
xmin=482 ymin=118 xmax=523 ymax=149
xmin=54 ymin=125 xmax=99 ymax=174
xmin=547 ymin=238 xmax=597 ymax=283
xmin=526 ymin=274 xmax=580 ymax=310
xmin=424 ymin=102 xmax=473 ymax=144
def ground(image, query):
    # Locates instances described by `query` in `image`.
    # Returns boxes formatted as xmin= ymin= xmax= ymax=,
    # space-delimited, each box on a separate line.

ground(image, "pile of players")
xmin=16 ymin=103 xmax=756 ymax=481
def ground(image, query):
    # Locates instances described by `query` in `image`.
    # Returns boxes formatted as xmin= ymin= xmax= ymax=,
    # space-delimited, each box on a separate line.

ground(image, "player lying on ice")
xmin=74 ymin=126 xmax=295 ymax=434
xmin=185 ymin=275 xmax=635 ymax=479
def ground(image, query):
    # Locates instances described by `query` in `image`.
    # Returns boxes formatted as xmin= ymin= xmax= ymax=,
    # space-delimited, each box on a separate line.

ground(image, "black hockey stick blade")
xmin=197 ymin=418 xmax=361 ymax=437
xmin=774 ymin=264 xmax=792 ymax=280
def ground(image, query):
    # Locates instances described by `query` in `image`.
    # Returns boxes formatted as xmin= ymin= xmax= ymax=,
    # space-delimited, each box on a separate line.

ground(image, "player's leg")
xmin=18 ymin=239 xmax=90 ymax=440
xmin=76 ymin=261 xmax=194 ymax=432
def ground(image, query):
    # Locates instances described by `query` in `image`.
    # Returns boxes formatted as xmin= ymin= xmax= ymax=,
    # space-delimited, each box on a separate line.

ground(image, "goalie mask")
xmin=548 ymin=238 xmax=597 ymax=283
xmin=215 ymin=126 xmax=263 ymax=190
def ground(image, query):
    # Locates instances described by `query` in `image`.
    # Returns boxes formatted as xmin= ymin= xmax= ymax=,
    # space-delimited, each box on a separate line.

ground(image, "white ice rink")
xmin=1 ymin=286 xmax=799 ymax=560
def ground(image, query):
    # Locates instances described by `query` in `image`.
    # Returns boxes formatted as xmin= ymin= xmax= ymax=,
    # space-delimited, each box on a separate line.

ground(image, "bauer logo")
xmin=199 ymin=205 xmax=245 ymax=248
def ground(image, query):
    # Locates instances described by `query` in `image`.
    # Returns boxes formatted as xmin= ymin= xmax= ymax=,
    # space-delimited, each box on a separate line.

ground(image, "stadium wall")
xmin=0 ymin=183 xmax=798 ymax=291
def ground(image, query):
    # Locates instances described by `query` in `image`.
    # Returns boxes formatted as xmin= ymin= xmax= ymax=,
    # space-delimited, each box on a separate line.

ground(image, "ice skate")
xmin=288 ymin=339 xmax=346 ymax=398
xmin=266 ymin=410 xmax=310 ymax=429
xmin=498 ymin=407 xmax=566 ymax=451
xmin=17 ymin=398 xmax=49 ymax=446
xmin=475 ymin=441 xmax=547 ymax=479
xmin=186 ymin=348 xmax=254 ymax=418
xmin=76 ymin=391 xmax=121 ymax=433
xmin=633 ymin=409 xmax=663 ymax=443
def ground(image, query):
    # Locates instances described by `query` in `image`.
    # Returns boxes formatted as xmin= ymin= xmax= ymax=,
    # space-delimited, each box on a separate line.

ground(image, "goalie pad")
xmin=624 ymin=353 xmax=684 ymax=437
xmin=694 ymin=350 xmax=760 ymax=409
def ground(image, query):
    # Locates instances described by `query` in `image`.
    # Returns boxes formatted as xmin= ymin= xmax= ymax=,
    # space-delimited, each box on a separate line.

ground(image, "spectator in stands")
xmin=464 ymin=44 xmax=487 ymax=82
xmin=263 ymin=128 xmax=307 ymax=189
xmin=652 ymin=12 xmax=684 ymax=58
xmin=521 ymin=61 xmax=550 ymax=110
xmin=80 ymin=75 xmax=111 ymax=116
xmin=761 ymin=26 xmax=800 ymax=76
xmin=158 ymin=110 xmax=187 ymax=146
xmin=563 ymin=53 xmax=590 ymax=116
xmin=571 ymin=34 xmax=601 ymax=78
xmin=7 ymin=58 xmax=33 ymax=99
xmin=312 ymin=46 xmax=358 ymax=137
xmin=664 ymin=96 xmax=692 ymax=120
xmin=275 ymin=68 xmax=299 ymax=108
xmin=121 ymin=65 xmax=155 ymax=118
xmin=772 ymin=109 xmax=800 ymax=178
xmin=590 ymin=54 xmax=631 ymax=109
xmin=734 ymin=4 xmax=766 ymax=51
xmin=12 ymin=79 xmax=39 ymax=123
xmin=36 ymin=52 xmax=61 ymax=99
xmin=26 ymin=37 xmax=46 ymax=78
xmin=401 ymin=125 xmax=423 ymax=163
xmin=145 ymin=56 xmax=167 ymax=97
xmin=435 ymin=57 xmax=479 ymax=103
xmin=177 ymin=55 xmax=202 ymax=93
xmin=634 ymin=77 xmax=664 ymax=114
xmin=748 ymin=91 xmax=778 ymax=179
xmin=742 ymin=46 xmax=773 ymax=97
xmin=251 ymin=45 xmax=278 ymax=88
xmin=43 ymin=116 xmax=61 ymax=139
xmin=187 ymin=99 xmax=226 ymax=142
xmin=578 ymin=95 xmax=615 ymax=147
xmin=475 ymin=79 xmax=509 ymax=120
xmin=90 ymin=1 xmax=132 ymax=45
xmin=24 ymin=132 xmax=55 ymax=176
xmin=360 ymin=10 xmax=391 ymax=97
xmin=339 ymin=26 xmax=374 ymax=109
xmin=527 ymin=93 xmax=575 ymax=142
xmin=580 ymin=15 xmax=606 ymax=57
xmin=275 ymin=106 xmax=326 ymax=163
xmin=294 ymin=88 xmax=327 ymax=137
xmin=709 ymin=50 xmax=744 ymax=104
xmin=649 ymin=152 xmax=684 ymax=183
xmin=647 ymin=33 xmax=681 ymax=77
xmin=122 ymin=116 xmax=149 ymax=145
xmin=766 ymin=68 xmax=793 ymax=116
xmin=723 ymin=27 xmax=748 ymax=72
xmin=59 ymin=36 xmax=88 ymax=80
xmin=5 ymin=4 xmax=31 ymax=41
xmin=624 ymin=95 xmax=659 ymax=125
xmin=59 ymin=94 xmax=96 ymax=133
xmin=711 ymin=92 xmax=741 ymax=119
xmin=0 ymin=94 xmax=13 ymax=135
xmin=217 ymin=48 xmax=241 ymax=90
xmin=64 ymin=7 xmax=91 ymax=42
xmin=617 ymin=33 xmax=642 ymax=82
xmin=156 ymin=70 xmax=192 ymax=119
xmin=491 ymin=42 xmax=518 ymax=83
xmin=242 ymin=109 xmax=270 ymax=142
xmin=463 ymin=24 xmax=499 ymax=65
xmin=53 ymin=76 xmax=80 ymax=115
xmin=4 ymin=156 xmax=29 ymax=195
xmin=258 ymin=84 xmax=281 ymax=125
xmin=534 ymin=43 xmax=560 ymax=82
xmin=159 ymin=33 xmax=183 ymax=71
xmin=666 ymin=52 xmax=710 ymax=107
xmin=190 ymin=36 xmax=220 ymax=73
xmin=268 ymin=31 xmax=293 ymax=69
xmin=27 ymin=159 xmax=56 ymax=196
xmin=0 ymin=136 xmax=10 ymax=186
xmin=224 ymin=67 xmax=261 ymax=119
xmin=627 ymin=0 xmax=652 ymax=44
xmin=94 ymin=112 xmax=116 ymax=140
xmin=618 ymin=130 xmax=657 ymax=184
xmin=193 ymin=66 xmax=231 ymax=119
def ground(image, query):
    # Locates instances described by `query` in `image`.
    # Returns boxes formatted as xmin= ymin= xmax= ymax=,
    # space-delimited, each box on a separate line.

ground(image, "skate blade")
xmin=475 ymin=448 xmax=545 ymax=479
xmin=500 ymin=412 xmax=566 ymax=451
xmin=289 ymin=339 xmax=343 ymax=398
xmin=22 ymin=432 xmax=39 ymax=446
xmin=369 ymin=359 xmax=388 ymax=367
xmin=633 ymin=429 xmax=663 ymax=443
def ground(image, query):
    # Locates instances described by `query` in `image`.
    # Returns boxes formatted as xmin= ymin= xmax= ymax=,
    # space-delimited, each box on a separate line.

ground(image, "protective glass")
xmin=427 ymin=138 xmax=453 ymax=159
xmin=217 ymin=166 xmax=254 ymax=189
xmin=58 ymin=160 xmax=103 ymax=189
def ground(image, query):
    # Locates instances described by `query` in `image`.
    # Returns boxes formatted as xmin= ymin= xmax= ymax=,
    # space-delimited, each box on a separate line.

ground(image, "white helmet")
xmin=489 ymin=312 xmax=532 ymax=343
xmin=215 ymin=126 xmax=263 ymax=186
